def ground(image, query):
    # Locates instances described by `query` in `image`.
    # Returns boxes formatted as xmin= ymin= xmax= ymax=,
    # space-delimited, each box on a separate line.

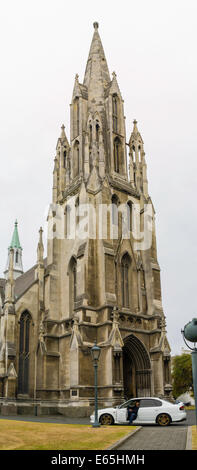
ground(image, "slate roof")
xmin=0 ymin=258 xmax=47 ymax=303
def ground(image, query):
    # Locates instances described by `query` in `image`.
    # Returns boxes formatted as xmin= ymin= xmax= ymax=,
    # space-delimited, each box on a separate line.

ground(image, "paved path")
xmin=117 ymin=425 xmax=187 ymax=450
xmin=116 ymin=410 xmax=195 ymax=451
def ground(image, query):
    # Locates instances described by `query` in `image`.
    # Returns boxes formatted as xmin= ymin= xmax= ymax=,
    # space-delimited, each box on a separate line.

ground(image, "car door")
xmin=137 ymin=399 xmax=162 ymax=423
xmin=116 ymin=399 xmax=136 ymax=423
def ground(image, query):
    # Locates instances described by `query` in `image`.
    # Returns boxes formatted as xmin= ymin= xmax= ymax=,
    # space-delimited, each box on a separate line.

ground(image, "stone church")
xmin=0 ymin=23 xmax=172 ymax=415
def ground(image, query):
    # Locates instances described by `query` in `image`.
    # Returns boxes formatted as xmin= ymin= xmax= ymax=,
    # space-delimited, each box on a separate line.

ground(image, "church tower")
xmin=0 ymin=23 xmax=172 ymax=412
xmin=43 ymin=22 xmax=172 ymax=405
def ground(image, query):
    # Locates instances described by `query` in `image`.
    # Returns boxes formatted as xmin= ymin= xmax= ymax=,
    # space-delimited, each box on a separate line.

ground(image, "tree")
xmin=172 ymin=353 xmax=193 ymax=398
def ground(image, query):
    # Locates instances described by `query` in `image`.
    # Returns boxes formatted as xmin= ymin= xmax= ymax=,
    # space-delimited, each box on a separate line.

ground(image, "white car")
xmin=90 ymin=397 xmax=187 ymax=426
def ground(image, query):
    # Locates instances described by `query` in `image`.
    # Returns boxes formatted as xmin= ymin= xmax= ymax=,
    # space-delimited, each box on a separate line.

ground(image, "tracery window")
xmin=18 ymin=311 xmax=32 ymax=395
xmin=112 ymin=94 xmax=118 ymax=133
xmin=96 ymin=122 xmax=99 ymax=144
xmin=114 ymin=137 xmax=121 ymax=173
xmin=63 ymin=150 xmax=67 ymax=169
xmin=112 ymin=194 xmax=119 ymax=226
xmin=73 ymin=140 xmax=79 ymax=178
xmin=121 ymin=254 xmax=131 ymax=308
xmin=127 ymin=201 xmax=132 ymax=233
xmin=73 ymin=97 xmax=80 ymax=137
xmin=76 ymin=98 xmax=79 ymax=136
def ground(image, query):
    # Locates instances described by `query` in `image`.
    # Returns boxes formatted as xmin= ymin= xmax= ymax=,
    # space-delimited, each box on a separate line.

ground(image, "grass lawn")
xmin=0 ymin=420 xmax=137 ymax=450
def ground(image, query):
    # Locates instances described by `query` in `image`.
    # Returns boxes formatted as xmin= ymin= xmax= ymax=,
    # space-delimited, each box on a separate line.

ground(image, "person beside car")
xmin=127 ymin=400 xmax=140 ymax=425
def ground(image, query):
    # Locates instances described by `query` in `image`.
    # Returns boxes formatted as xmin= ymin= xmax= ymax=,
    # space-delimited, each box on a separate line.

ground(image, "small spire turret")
xmin=4 ymin=221 xmax=23 ymax=280
xmin=129 ymin=120 xmax=148 ymax=197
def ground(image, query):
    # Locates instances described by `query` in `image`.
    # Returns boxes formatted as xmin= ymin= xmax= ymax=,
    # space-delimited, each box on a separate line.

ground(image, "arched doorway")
xmin=123 ymin=334 xmax=151 ymax=399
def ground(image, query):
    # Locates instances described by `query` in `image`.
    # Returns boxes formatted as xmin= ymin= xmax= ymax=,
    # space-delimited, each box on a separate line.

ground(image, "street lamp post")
xmin=181 ymin=318 xmax=197 ymax=428
xmin=91 ymin=342 xmax=101 ymax=428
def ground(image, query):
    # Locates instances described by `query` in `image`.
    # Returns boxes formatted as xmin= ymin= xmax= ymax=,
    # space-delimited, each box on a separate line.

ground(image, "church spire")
xmin=9 ymin=220 xmax=22 ymax=250
xmin=4 ymin=220 xmax=23 ymax=280
xmin=83 ymin=22 xmax=111 ymax=103
xmin=68 ymin=22 xmax=128 ymax=184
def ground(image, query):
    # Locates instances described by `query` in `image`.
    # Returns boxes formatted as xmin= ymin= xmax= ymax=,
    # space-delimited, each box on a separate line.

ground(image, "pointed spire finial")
xmin=60 ymin=123 xmax=66 ymax=139
xmin=37 ymin=226 xmax=44 ymax=264
xmin=112 ymin=71 xmax=117 ymax=78
xmin=93 ymin=21 xmax=99 ymax=30
xmin=83 ymin=21 xmax=110 ymax=89
xmin=133 ymin=119 xmax=139 ymax=134
xmin=75 ymin=73 xmax=79 ymax=81
xmin=39 ymin=226 xmax=43 ymax=241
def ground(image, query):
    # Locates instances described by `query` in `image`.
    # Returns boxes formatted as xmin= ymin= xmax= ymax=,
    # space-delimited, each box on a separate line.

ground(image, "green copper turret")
xmin=4 ymin=220 xmax=23 ymax=280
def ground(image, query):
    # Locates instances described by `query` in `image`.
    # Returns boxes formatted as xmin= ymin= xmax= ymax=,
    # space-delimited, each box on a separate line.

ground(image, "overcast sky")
xmin=0 ymin=0 xmax=197 ymax=356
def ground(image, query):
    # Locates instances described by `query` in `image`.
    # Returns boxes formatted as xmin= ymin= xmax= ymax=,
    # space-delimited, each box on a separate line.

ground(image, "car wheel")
xmin=99 ymin=413 xmax=114 ymax=425
xmin=156 ymin=413 xmax=171 ymax=426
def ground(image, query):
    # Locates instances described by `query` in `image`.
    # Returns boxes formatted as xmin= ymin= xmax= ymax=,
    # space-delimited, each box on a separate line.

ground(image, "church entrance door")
xmin=123 ymin=334 xmax=151 ymax=399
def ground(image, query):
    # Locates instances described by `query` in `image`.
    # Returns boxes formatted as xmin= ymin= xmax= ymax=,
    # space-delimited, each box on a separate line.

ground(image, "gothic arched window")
xmin=112 ymin=94 xmax=118 ymax=133
xmin=96 ymin=122 xmax=99 ymax=144
xmin=69 ymin=257 xmax=77 ymax=316
xmin=18 ymin=311 xmax=32 ymax=395
xmin=73 ymin=140 xmax=79 ymax=178
xmin=63 ymin=149 xmax=67 ymax=169
xmin=127 ymin=201 xmax=132 ymax=232
xmin=112 ymin=194 xmax=119 ymax=226
xmin=73 ymin=97 xmax=79 ymax=137
xmin=121 ymin=253 xmax=131 ymax=308
xmin=75 ymin=197 xmax=79 ymax=232
xmin=138 ymin=145 xmax=141 ymax=161
xmin=15 ymin=250 xmax=19 ymax=263
xmin=114 ymin=137 xmax=121 ymax=173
